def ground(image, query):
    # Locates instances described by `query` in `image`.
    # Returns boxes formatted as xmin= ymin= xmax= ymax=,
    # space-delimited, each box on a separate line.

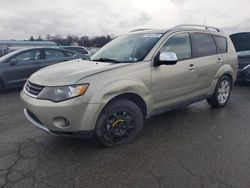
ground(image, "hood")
xmin=29 ymin=59 xmax=128 ymax=86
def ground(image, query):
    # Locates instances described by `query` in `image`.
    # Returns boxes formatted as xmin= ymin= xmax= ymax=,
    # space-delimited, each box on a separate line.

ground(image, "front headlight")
xmin=38 ymin=84 xmax=89 ymax=102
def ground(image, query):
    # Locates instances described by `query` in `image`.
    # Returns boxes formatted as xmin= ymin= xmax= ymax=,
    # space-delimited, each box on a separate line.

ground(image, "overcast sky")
xmin=0 ymin=0 xmax=249 ymax=39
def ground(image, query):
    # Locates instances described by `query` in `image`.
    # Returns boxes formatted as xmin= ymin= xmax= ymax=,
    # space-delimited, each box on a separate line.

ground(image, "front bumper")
xmin=21 ymin=90 xmax=105 ymax=136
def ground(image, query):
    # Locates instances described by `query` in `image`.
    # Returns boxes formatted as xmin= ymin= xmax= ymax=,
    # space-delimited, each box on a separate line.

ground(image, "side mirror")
xmin=9 ymin=59 xmax=19 ymax=66
xmin=154 ymin=52 xmax=178 ymax=66
xmin=9 ymin=59 xmax=18 ymax=66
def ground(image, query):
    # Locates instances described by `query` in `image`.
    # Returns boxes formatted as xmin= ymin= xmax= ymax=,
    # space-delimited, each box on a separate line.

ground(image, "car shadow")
xmin=47 ymin=105 xmax=193 ymax=151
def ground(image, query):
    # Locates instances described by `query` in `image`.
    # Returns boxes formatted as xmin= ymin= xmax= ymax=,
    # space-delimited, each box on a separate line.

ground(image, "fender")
xmin=90 ymin=78 xmax=152 ymax=112
xmin=82 ymin=78 xmax=152 ymax=131
xmin=208 ymin=64 xmax=234 ymax=95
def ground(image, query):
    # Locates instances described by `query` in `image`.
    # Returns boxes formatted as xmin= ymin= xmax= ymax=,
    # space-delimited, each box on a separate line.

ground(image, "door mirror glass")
xmin=154 ymin=52 xmax=178 ymax=66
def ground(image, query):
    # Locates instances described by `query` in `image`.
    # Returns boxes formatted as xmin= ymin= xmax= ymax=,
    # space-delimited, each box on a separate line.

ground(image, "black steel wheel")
xmin=95 ymin=99 xmax=144 ymax=147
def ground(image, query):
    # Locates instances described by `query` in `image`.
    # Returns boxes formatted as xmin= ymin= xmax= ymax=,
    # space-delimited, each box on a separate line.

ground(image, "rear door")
xmin=2 ymin=49 xmax=42 ymax=88
xmin=189 ymin=32 xmax=222 ymax=93
xmin=37 ymin=49 xmax=76 ymax=69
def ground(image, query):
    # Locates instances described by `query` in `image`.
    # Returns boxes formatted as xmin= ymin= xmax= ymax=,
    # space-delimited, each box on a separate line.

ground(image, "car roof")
xmin=60 ymin=46 xmax=85 ymax=48
xmin=0 ymin=47 xmax=75 ymax=61
xmin=128 ymin=25 xmax=225 ymax=36
xmin=8 ymin=47 xmax=77 ymax=54
xmin=128 ymin=29 xmax=169 ymax=35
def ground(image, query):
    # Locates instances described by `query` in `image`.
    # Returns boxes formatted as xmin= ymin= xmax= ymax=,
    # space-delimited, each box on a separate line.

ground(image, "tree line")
xmin=29 ymin=35 xmax=113 ymax=47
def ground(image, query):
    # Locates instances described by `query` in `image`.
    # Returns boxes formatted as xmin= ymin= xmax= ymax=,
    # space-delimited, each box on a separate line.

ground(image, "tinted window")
xmin=74 ymin=47 xmax=88 ymax=54
xmin=161 ymin=33 xmax=191 ymax=60
xmin=214 ymin=35 xmax=227 ymax=53
xmin=64 ymin=47 xmax=88 ymax=54
xmin=10 ymin=50 xmax=41 ymax=62
xmin=191 ymin=33 xmax=217 ymax=58
xmin=64 ymin=51 xmax=75 ymax=57
xmin=45 ymin=49 xmax=66 ymax=59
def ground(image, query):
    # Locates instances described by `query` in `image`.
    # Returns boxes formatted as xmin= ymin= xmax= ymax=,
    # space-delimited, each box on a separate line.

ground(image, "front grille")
xmin=25 ymin=81 xmax=44 ymax=97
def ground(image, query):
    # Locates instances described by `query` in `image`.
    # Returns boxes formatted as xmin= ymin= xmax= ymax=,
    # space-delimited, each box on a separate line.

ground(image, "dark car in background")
xmin=0 ymin=47 xmax=88 ymax=90
xmin=230 ymin=32 xmax=250 ymax=81
xmin=59 ymin=46 xmax=90 ymax=56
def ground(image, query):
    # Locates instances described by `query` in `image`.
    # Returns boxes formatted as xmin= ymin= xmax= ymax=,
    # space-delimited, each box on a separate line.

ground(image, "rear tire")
xmin=95 ymin=99 xmax=144 ymax=147
xmin=207 ymin=75 xmax=232 ymax=108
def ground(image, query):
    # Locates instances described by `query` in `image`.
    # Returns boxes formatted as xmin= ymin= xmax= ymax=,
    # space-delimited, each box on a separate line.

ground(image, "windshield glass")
xmin=91 ymin=33 xmax=162 ymax=63
xmin=0 ymin=50 xmax=20 ymax=62
xmin=237 ymin=50 xmax=250 ymax=57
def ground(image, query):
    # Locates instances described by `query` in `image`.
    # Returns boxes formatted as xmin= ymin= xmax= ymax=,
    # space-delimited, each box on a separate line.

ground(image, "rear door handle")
xmin=217 ymin=58 xmax=223 ymax=64
xmin=188 ymin=64 xmax=196 ymax=71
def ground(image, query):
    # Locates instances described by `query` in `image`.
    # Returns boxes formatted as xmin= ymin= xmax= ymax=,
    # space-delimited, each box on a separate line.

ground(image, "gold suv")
xmin=21 ymin=25 xmax=238 ymax=146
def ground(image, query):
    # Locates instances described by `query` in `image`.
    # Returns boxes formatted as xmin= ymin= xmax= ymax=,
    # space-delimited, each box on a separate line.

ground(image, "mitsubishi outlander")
xmin=21 ymin=25 xmax=238 ymax=146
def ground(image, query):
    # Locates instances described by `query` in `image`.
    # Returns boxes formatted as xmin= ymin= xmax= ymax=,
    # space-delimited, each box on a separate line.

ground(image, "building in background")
xmin=0 ymin=40 xmax=57 ymax=56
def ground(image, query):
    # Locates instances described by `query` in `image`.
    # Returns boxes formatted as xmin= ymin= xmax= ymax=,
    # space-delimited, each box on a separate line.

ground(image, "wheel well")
xmin=106 ymin=93 xmax=147 ymax=118
xmin=223 ymin=73 xmax=233 ymax=84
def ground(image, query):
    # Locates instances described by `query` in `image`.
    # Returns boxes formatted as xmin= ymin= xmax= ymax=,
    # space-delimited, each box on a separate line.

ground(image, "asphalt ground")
xmin=0 ymin=82 xmax=250 ymax=188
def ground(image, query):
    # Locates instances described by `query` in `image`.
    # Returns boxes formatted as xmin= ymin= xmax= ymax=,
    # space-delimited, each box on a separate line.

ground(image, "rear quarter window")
xmin=64 ymin=51 xmax=75 ymax=57
xmin=44 ymin=49 xmax=66 ymax=59
xmin=214 ymin=35 xmax=228 ymax=54
xmin=190 ymin=33 xmax=217 ymax=58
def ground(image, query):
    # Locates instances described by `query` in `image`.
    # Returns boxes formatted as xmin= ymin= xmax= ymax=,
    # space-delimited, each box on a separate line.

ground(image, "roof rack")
xmin=130 ymin=28 xmax=152 ymax=32
xmin=173 ymin=24 xmax=221 ymax=32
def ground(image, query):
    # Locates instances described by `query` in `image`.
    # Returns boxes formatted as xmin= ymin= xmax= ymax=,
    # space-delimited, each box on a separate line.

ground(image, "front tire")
xmin=207 ymin=75 xmax=232 ymax=108
xmin=95 ymin=99 xmax=144 ymax=147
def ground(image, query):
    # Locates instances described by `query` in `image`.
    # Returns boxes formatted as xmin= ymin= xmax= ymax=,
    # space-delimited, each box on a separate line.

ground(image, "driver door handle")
xmin=217 ymin=58 xmax=223 ymax=64
xmin=188 ymin=64 xmax=196 ymax=71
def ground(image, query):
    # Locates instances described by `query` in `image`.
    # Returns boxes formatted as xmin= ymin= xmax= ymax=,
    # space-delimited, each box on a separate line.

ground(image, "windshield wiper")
xmin=92 ymin=58 xmax=120 ymax=63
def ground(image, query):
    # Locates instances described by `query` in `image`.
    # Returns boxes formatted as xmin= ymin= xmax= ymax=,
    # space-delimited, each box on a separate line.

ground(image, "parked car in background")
xmin=230 ymin=32 xmax=250 ymax=81
xmin=88 ymin=47 xmax=100 ymax=55
xmin=21 ymin=25 xmax=238 ymax=146
xmin=235 ymin=51 xmax=250 ymax=81
xmin=0 ymin=47 xmax=88 ymax=90
xmin=59 ymin=46 xmax=90 ymax=56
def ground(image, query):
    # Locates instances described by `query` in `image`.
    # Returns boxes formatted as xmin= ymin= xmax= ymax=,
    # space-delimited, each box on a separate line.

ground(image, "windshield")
xmin=237 ymin=50 xmax=250 ymax=57
xmin=0 ymin=50 xmax=20 ymax=62
xmin=91 ymin=33 xmax=162 ymax=63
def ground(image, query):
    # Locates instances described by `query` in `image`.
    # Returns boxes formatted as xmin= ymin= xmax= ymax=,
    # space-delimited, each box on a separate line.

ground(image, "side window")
xmin=44 ymin=49 xmax=66 ymax=59
xmin=64 ymin=51 xmax=75 ymax=57
xmin=74 ymin=47 xmax=88 ymax=54
xmin=161 ymin=33 xmax=192 ymax=61
xmin=214 ymin=35 xmax=227 ymax=54
xmin=190 ymin=33 xmax=217 ymax=58
xmin=10 ymin=50 xmax=41 ymax=62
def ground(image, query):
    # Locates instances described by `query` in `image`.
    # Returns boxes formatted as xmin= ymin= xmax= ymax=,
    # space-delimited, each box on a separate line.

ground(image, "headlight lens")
xmin=38 ymin=84 xmax=89 ymax=102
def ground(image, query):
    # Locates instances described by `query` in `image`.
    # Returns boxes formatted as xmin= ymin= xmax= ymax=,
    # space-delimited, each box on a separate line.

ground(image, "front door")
xmin=2 ymin=49 xmax=42 ymax=88
xmin=151 ymin=32 xmax=198 ymax=112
